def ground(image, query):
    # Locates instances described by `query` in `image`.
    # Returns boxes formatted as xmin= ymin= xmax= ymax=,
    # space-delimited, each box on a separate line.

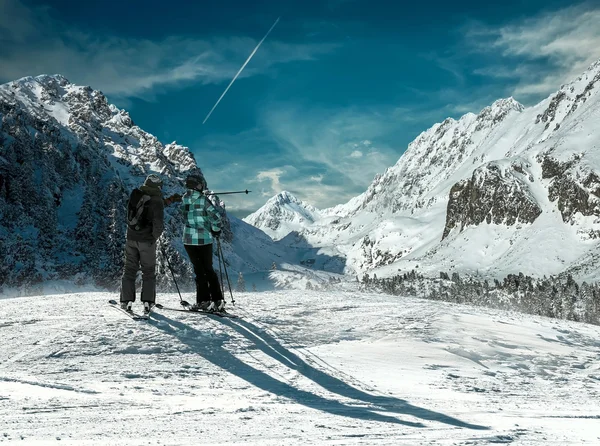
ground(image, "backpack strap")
xmin=128 ymin=193 xmax=151 ymax=229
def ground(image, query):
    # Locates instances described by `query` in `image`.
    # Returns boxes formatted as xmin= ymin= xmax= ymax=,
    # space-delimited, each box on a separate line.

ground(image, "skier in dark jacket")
xmin=181 ymin=172 xmax=224 ymax=312
xmin=120 ymin=174 xmax=168 ymax=314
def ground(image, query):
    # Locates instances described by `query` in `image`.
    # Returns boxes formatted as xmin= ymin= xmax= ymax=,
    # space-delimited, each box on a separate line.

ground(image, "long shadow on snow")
xmin=217 ymin=316 xmax=489 ymax=431
xmin=150 ymin=312 xmax=422 ymax=427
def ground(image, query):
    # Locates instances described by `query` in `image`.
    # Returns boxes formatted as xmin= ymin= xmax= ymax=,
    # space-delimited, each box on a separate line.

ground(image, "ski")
xmin=108 ymin=299 xmax=149 ymax=320
xmin=154 ymin=303 xmax=238 ymax=319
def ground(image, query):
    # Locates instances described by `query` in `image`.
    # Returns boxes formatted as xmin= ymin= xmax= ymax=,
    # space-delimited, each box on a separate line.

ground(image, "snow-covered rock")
xmin=442 ymin=160 xmax=542 ymax=239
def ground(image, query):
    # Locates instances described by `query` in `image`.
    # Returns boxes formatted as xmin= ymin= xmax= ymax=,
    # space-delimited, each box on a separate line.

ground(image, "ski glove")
xmin=164 ymin=193 xmax=183 ymax=206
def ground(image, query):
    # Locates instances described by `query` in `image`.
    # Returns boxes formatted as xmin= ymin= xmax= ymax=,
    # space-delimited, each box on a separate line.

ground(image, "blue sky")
xmin=2 ymin=0 xmax=600 ymax=216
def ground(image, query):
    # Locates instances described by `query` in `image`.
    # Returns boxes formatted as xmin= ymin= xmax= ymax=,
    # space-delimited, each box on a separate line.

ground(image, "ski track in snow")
xmin=0 ymin=290 xmax=599 ymax=445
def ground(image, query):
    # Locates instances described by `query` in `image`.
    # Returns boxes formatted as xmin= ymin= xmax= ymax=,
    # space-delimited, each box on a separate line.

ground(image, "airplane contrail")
xmin=203 ymin=17 xmax=281 ymax=125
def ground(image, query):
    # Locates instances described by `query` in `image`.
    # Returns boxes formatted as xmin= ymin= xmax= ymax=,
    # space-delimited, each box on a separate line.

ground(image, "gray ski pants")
xmin=120 ymin=239 xmax=156 ymax=303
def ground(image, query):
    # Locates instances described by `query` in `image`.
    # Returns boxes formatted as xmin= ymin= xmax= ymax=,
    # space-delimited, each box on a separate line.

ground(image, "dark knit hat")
xmin=185 ymin=172 xmax=207 ymax=191
xmin=144 ymin=174 xmax=163 ymax=188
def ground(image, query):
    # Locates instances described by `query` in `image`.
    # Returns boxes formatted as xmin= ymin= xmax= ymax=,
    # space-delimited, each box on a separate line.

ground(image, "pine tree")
xmin=362 ymin=273 xmax=370 ymax=285
xmin=104 ymin=203 xmax=125 ymax=288
xmin=236 ymin=272 xmax=246 ymax=292
xmin=75 ymin=187 xmax=96 ymax=256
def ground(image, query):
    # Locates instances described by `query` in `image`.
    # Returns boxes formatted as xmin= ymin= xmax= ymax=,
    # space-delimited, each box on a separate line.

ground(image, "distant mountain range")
xmin=3 ymin=58 xmax=600 ymax=291
xmin=244 ymin=59 xmax=600 ymax=282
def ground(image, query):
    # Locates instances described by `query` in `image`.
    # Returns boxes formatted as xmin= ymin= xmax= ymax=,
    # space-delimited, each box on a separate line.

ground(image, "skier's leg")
xmin=121 ymin=240 xmax=140 ymax=302
xmin=199 ymin=243 xmax=223 ymax=302
xmin=139 ymin=241 xmax=157 ymax=304
xmin=184 ymin=244 xmax=209 ymax=303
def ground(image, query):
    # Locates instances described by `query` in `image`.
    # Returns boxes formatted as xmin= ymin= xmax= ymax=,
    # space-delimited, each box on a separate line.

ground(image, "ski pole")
xmin=215 ymin=237 xmax=225 ymax=302
xmin=204 ymin=189 xmax=251 ymax=196
xmin=159 ymin=242 xmax=188 ymax=307
xmin=217 ymin=237 xmax=235 ymax=305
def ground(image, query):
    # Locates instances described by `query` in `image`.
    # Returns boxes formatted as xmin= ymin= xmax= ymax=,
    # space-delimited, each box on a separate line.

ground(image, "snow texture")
xmin=0 ymin=290 xmax=599 ymax=444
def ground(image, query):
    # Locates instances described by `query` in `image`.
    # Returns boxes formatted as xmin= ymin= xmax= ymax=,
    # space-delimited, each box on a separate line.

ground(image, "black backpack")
xmin=127 ymin=188 xmax=151 ymax=230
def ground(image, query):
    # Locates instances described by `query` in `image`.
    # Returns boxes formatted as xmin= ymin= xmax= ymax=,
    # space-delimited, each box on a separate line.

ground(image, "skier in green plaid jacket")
xmin=181 ymin=171 xmax=225 ymax=312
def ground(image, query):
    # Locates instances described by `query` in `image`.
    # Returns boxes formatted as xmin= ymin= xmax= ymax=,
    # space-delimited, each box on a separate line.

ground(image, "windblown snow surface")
xmin=1 ymin=290 xmax=599 ymax=445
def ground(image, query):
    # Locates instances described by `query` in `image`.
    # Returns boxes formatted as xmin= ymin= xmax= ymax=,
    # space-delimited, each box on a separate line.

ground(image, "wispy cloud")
xmin=191 ymin=128 xmax=295 ymax=215
xmin=422 ymin=52 xmax=467 ymax=86
xmin=466 ymin=3 xmax=600 ymax=100
xmin=0 ymin=0 xmax=337 ymax=99
xmin=256 ymin=169 xmax=285 ymax=196
xmin=193 ymin=104 xmax=412 ymax=212
xmin=412 ymin=3 xmax=600 ymax=117
xmin=259 ymin=105 xmax=404 ymax=208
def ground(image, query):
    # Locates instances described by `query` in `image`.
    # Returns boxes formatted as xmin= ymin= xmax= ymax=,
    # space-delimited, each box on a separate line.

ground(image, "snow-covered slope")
xmin=0 ymin=74 xmax=288 ymax=291
xmin=248 ymin=59 xmax=600 ymax=281
xmin=1 ymin=290 xmax=599 ymax=444
xmin=243 ymin=191 xmax=321 ymax=240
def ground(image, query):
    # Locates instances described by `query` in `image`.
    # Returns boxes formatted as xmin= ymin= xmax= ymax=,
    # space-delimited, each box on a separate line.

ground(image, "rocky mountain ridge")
xmin=247 ymin=59 xmax=600 ymax=282
xmin=0 ymin=74 xmax=287 ymax=291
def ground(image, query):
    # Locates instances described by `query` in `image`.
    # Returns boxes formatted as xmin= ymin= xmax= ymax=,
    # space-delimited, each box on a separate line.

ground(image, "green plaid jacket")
xmin=181 ymin=190 xmax=222 ymax=245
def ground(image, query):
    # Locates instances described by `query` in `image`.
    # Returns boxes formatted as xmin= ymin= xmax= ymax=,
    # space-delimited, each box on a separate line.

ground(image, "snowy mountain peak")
xmin=243 ymin=191 xmax=321 ymax=240
xmin=272 ymin=190 xmax=304 ymax=205
xmin=576 ymin=58 xmax=600 ymax=81
xmin=13 ymin=73 xmax=70 ymax=87
xmin=472 ymin=97 xmax=524 ymax=133
xmin=487 ymin=97 xmax=524 ymax=114
xmin=1 ymin=74 xmax=201 ymax=180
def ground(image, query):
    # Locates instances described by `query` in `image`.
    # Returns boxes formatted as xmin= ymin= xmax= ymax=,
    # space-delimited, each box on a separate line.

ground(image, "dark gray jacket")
xmin=126 ymin=185 xmax=164 ymax=243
